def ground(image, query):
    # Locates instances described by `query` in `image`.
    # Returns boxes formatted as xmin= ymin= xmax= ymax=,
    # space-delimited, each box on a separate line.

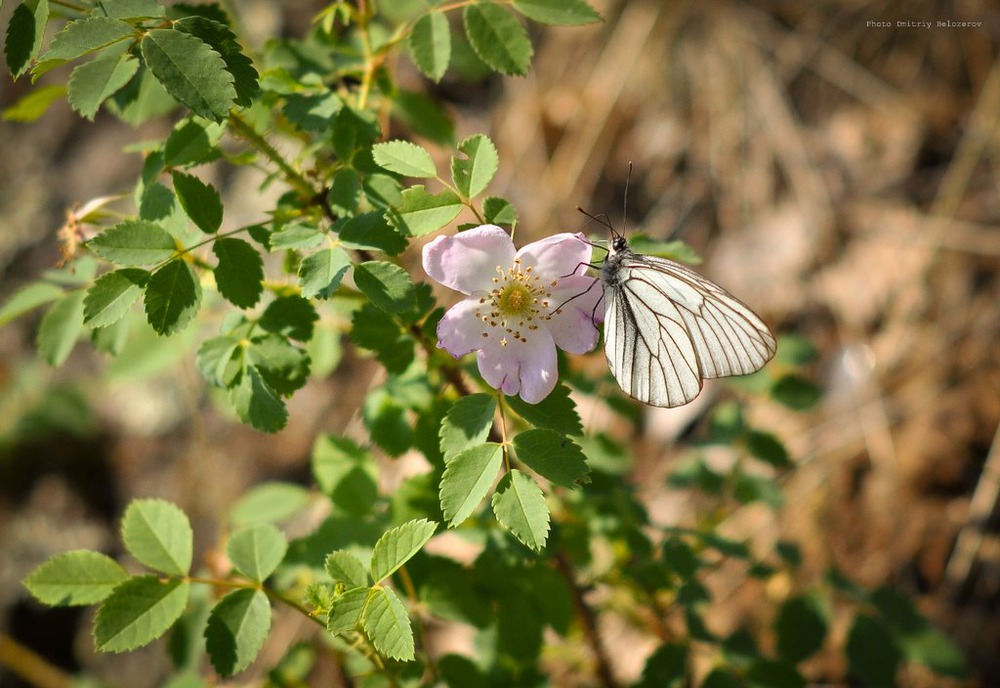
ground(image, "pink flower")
xmin=422 ymin=225 xmax=602 ymax=403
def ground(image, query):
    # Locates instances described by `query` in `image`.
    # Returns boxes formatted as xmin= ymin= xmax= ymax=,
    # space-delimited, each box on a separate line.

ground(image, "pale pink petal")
xmin=515 ymin=232 xmax=593 ymax=280
xmin=476 ymin=327 xmax=557 ymax=404
xmin=436 ymin=298 xmax=488 ymax=358
xmin=546 ymin=275 xmax=604 ymax=353
xmin=422 ymin=225 xmax=515 ymax=295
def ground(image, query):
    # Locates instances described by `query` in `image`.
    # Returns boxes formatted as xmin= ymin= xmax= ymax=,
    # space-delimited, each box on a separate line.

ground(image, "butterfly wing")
xmin=604 ymin=254 xmax=776 ymax=407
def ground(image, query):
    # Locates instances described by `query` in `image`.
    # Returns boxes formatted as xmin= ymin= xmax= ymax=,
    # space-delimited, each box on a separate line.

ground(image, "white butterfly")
xmin=598 ymin=229 xmax=777 ymax=407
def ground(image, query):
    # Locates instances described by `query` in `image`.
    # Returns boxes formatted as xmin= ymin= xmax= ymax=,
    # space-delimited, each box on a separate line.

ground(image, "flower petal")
xmin=437 ymin=298 xmax=489 ymax=358
xmin=515 ymin=232 xmax=593 ymax=280
xmin=547 ymin=275 xmax=603 ymax=353
xmin=422 ymin=225 xmax=515 ymax=295
xmin=476 ymin=327 xmax=557 ymax=404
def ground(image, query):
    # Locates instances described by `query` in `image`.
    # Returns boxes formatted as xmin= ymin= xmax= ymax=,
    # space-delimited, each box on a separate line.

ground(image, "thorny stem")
xmin=227 ymin=112 xmax=316 ymax=199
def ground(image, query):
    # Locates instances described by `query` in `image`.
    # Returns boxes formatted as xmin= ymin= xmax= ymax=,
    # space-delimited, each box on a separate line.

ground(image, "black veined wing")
xmin=600 ymin=234 xmax=777 ymax=407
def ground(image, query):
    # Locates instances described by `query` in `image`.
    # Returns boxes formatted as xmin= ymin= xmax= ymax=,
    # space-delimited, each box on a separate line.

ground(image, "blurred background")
xmin=1 ymin=0 xmax=998 ymax=686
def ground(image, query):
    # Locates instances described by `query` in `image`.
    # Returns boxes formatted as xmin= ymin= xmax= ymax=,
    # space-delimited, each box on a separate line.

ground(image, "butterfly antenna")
xmin=623 ymin=161 xmax=632 ymax=237
xmin=576 ymin=206 xmax=614 ymax=233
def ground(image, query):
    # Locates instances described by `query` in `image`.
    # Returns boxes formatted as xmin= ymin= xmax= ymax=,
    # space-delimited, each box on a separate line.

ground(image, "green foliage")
xmin=94 ymin=576 xmax=191 ymax=652
xmin=369 ymin=519 xmax=437 ymax=582
xmin=69 ymin=53 xmax=140 ymax=120
xmin=463 ymin=4 xmax=533 ymax=77
xmin=440 ymin=443 xmax=504 ymax=526
xmin=409 ymin=11 xmax=450 ymax=82
xmin=227 ymin=524 xmax=288 ymax=582
xmin=439 ymin=393 xmax=496 ymax=462
xmin=204 ymin=589 xmax=271 ymax=675
xmin=23 ymin=551 xmax=128 ymax=606
xmin=491 ymin=469 xmax=549 ymax=551
xmin=121 ymin=498 xmax=193 ymax=576
xmin=140 ymin=29 xmax=235 ymax=121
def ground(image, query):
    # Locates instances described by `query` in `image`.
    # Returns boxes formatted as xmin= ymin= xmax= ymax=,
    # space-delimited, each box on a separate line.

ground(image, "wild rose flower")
xmin=422 ymin=224 xmax=602 ymax=403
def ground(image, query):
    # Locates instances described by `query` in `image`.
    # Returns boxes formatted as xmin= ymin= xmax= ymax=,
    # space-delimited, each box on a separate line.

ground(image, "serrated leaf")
xmin=409 ymin=11 xmax=450 ymax=82
xmin=482 ymin=195 xmax=518 ymax=226
xmin=311 ymin=435 xmax=378 ymax=516
xmin=68 ymin=53 xmax=140 ymax=121
xmin=107 ymin=62 xmax=178 ymax=125
xmin=513 ymin=428 xmax=589 ymax=487
xmin=144 ymin=259 xmax=202 ymax=335
xmin=372 ymin=140 xmax=437 ymax=178
xmin=94 ymin=576 xmax=190 ymax=652
xmin=327 ymin=167 xmax=360 ymax=215
xmin=354 ymin=261 xmax=416 ymax=314
xmin=172 ymin=171 xmax=222 ymax=233
xmin=23 ymin=550 xmax=128 ymax=606
xmin=370 ymin=519 xmax=437 ymax=583
xmin=327 ymin=587 xmax=369 ymax=635
xmin=230 ymin=365 xmax=288 ymax=433
xmin=204 ymin=589 xmax=270 ymax=676
xmin=83 ymin=268 xmax=148 ymax=327
xmin=363 ymin=587 xmax=414 ymax=661
xmin=258 ymin=295 xmax=316 ymax=342
xmin=299 ymin=246 xmax=350 ymax=299
xmin=269 ymin=221 xmax=324 ymax=250
xmin=349 ymin=303 xmax=414 ymax=374
xmin=385 ymin=186 xmax=463 ymax=237
xmin=195 ymin=334 xmax=240 ymax=387
xmin=338 ymin=211 xmax=407 ymax=255
xmin=90 ymin=220 xmax=176 ymax=266
xmin=212 ymin=237 xmax=263 ymax=308
xmin=39 ymin=17 xmax=134 ymax=63
xmin=173 ymin=15 xmax=259 ymax=107
xmin=228 ymin=524 xmax=287 ymax=582
xmin=0 ymin=282 xmax=64 ymax=325
xmin=512 ymin=0 xmax=601 ymax=25
xmin=121 ymin=498 xmax=193 ymax=575
xmin=140 ymin=28 xmax=235 ymax=121
xmin=37 ymin=290 xmax=86 ymax=366
xmin=463 ymin=3 xmax=532 ymax=77
xmin=2 ymin=83 xmax=66 ymax=122
xmin=6 ymin=0 xmax=49 ymax=79
xmin=393 ymin=87 xmax=456 ymax=146
xmin=506 ymin=383 xmax=582 ymax=435
xmin=491 ymin=469 xmax=549 ymax=551
xmin=94 ymin=0 xmax=164 ymax=19
xmin=331 ymin=105 xmax=380 ymax=162
xmin=163 ymin=117 xmax=223 ymax=167
xmin=247 ymin=334 xmax=310 ymax=396
xmin=439 ymin=443 xmax=503 ymax=526
xmin=229 ymin=482 xmax=310 ymax=527
xmin=439 ymin=394 xmax=496 ymax=463
xmin=451 ymin=134 xmax=498 ymax=198
xmin=325 ymin=551 xmax=367 ymax=589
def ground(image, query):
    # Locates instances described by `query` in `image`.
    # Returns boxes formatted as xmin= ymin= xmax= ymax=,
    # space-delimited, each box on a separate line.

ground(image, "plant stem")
xmin=552 ymin=552 xmax=619 ymax=688
xmin=0 ymin=633 xmax=71 ymax=688
xmin=227 ymin=112 xmax=317 ymax=199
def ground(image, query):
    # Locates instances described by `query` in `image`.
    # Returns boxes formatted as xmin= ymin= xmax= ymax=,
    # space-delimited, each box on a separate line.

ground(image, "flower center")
xmin=474 ymin=258 xmax=561 ymax=347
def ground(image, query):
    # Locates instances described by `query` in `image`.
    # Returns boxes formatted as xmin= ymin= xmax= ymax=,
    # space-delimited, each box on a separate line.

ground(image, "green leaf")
xmin=212 ymin=237 xmax=263 ymax=308
xmin=230 ymin=366 xmax=288 ymax=433
xmin=636 ymin=642 xmax=688 ymax=688
xmin=491 ymin=469 xmax=549 ymax=551
xmin=107 ymin=62 xmax=178 ymax=125
xmin=370 ymin=519 xmax=437 ymax=583
xmin=349 ymin=303 xmax=414 ymax=374
xmin=258 ymin=295 xmax=317 ymax=342
xmin=121 ymin=498 xmax=193 ymax=575
xmin=229 ymin=482 xmax=310 ymax=527
xmin=513 ymin=428 xmax=589 ymax=488
xmin=311 ymin=435 xmax=378 ymax=516
xmin=745 ymin=430 xmax=792 ymax=468
xmin=144 ymin=259 xmax=202 ymax=335
xmin=439 ymin=394 xmax=496 ymax=463
xmin=299 ymin=247 xmax=351 ymax=299
xmin=83 ymin=268 xmax=148 ymax=327
xmin=386 ymin=186 xmax=463 ymax=238
xmin=409 ymin=10 xmax=450 ymax=82
xmin=482 ymin=195 xmax=518 ymax=226
xmin=204 ymin=589 xmax=270 ymax=676
xmin=372 ymin=140 xmax=437 ymax=178
xmin=392 ymin=89 xmax=455 ymax=145
xmin=228 ymin=524 xmax=287 ymax=582
xmin=23 ymin=550 xmax=128 ymax=606
xmin=870 ymin=586 xmax=967 ymax=677
xmin=512 ymin=0 xmax=600 ymax=25
xmin=247 ymin=334 xmax=310 ymax=396
xmin=775 ymin=334 xmax=819 ymax=365
xmin=506 ymin=383 xmax=582 ymax=435
xmin=90 ymin=220 xmax=176 ymax=266
xmin=771 ymin=374 xmax=821 ymax=410
xmin=746 ymin=660 xmax=806 ymax=688
xmin=354 ymin=261 xmax=416 ymax=314
xmin=451 ymin=134 xmax=498 ymax=198
xmin=140 ymin=28 xmax=236 ymax=121
xmin=439 ymin=443 xmax=503 ymax=526
xmin=39 ymin=17 xmax=134 ymax=62
xmin=37 ymin=290 xmax=86 ymax=366
xmin=338 ymin=211 xmax=407 ymax=255
xmin=68 ymin=53 xmax=140 ymax=121
xmin=282 ymin=92 xmax=342 ymax=132
xmin=172 ymin=171 xmax=222 ymax=233
xmin=94 ymin=576 xmax=190 ymax=652
xmin=846 ymin=614 xmax=901 ymax=688
xmin=6 ymin=0 xmax=49 ymax=79
xmin=2 ymin=84 xmax=65 ymax=122
xmin=196 ymin=334 xmax=240 ymax=387
xmin=326 ymin=587 xmax=368 ymax=635
xmin=325 ymin=551 xmax=367 ymax=589
xmin=0 ymin=282 xmax=64 ymax=326
xmin=269 ymin=221 xmax=324 ymax=250
xmin=327 ymin=167 xmax=360 ymax=215
xmin=94 ymin=0 xmax=165 ymax=19
xmin=363 ymin=587 xmax=414 ymax=661
xmin=173 ymin=15 xmax=259 ymax=107
xmin=775 ymin=593 xmax=828 ymax=663
xmin=163 ymin=117 xmax=223 ymax=167
xmin=463 ymin=3 xmax=533 ymax=77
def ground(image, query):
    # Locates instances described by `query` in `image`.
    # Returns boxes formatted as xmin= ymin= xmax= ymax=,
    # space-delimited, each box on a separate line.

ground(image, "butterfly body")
xmin=599 ymin=234 xmax=777 ymax=407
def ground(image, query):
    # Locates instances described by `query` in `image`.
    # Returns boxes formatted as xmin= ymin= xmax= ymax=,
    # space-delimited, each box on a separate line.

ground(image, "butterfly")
xmin=597 ymin=226 xmax=777 ymax=407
